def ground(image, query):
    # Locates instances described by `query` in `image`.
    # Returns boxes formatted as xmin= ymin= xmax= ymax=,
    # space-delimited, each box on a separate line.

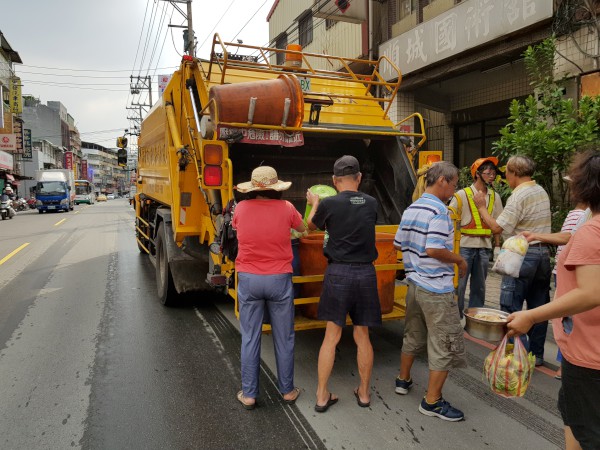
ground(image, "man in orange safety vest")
xmin=449 ymin=157 xmax=503 ymax=318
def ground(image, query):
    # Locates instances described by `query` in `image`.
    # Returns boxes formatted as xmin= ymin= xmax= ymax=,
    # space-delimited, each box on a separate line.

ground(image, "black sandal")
xmin=314 ymin=393 xmax=338 ymax=413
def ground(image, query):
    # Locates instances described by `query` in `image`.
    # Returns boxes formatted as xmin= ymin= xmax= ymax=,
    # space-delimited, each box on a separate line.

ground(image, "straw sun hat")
xmin=235 ymin=166 xmax=292 ymax=193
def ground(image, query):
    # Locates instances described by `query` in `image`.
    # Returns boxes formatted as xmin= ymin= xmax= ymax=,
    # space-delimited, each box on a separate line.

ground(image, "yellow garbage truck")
xmin=134 ymin=34 xmax=437 ymax=330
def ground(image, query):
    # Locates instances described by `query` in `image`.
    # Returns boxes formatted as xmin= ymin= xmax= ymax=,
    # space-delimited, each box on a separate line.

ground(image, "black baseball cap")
xmin=333 ymin=155 xmax=360 ymax=176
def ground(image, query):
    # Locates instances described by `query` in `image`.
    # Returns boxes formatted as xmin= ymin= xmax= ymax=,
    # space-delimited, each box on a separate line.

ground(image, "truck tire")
xmin=155 ymin=223 xmax=177 ymax=306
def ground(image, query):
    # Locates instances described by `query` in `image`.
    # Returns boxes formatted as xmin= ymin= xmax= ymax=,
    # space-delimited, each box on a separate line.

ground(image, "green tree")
xmin=493 ymin=37 xmax=600 ymax=230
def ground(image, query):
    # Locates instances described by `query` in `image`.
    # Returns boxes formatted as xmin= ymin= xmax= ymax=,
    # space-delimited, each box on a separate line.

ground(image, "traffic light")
xmin=118 ymin=149 xmax=127 ymax=167
xmin=117 ymin=136 xmax=128 ymax=148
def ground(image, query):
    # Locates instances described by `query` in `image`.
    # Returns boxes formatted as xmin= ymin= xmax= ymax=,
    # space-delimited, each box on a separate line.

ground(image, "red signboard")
xmin=217 ymin=126 xmax=304 ymax=147
xmin=65 ymin=151 xmax=73 ymax=169
xmin=81 ymin=160 xmax=88 ymax=180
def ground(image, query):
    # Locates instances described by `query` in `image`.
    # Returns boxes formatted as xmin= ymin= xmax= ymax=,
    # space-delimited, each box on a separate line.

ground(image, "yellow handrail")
xmin=206 ymin=33 xmax=404 ymax=119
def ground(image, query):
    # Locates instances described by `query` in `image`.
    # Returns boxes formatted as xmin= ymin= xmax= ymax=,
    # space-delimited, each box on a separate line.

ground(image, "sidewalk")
xmin=469 ymin=268 xmax=560 ymax=369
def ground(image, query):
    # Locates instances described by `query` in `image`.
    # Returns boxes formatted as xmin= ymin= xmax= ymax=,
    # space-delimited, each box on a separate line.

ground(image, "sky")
xmin=2 ymin=0 xmax=272 ymax=149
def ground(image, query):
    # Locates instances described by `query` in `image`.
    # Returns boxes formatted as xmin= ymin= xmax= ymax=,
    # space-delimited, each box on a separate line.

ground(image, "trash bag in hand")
xmin=483 ymin=335 xmax=535 ymax=397
xmin=492 ymin=235 xmax=529 ymax=278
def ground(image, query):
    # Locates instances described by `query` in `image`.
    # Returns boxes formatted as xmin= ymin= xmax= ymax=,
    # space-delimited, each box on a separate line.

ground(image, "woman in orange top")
xmin=507 ymin=149 xmax=600 ymax=450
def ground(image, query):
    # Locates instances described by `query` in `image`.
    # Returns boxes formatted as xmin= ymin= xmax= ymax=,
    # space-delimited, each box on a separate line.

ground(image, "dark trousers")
xmin=499 ymin=246 xmax=551 ymax=359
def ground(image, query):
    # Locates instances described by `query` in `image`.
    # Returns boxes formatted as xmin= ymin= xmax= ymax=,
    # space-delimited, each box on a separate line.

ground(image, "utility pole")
xmin=163 ymin=0 xmax=195 ymax=56
xmin=186 ymin=0 xmax=194 ymax=56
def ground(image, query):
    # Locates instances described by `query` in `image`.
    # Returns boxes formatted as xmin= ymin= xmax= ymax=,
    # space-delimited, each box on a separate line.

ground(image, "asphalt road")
xmin=0 ymin=201 xmax=565 ymax=449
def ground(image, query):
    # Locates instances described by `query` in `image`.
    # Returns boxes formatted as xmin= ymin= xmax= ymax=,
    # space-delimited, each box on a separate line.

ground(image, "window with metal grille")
xmin=298 ymin=11 xmax=313 ymax=47
xmin=275 ymin=33 xmax=287 ymax=65
xmin=397 ymin=0 xmax=417 ymax=21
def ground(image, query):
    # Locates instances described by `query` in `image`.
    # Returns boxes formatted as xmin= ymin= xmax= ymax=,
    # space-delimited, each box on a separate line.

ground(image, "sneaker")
xmin=418 ymin=397 xmax=464 ymax=422
xmin=395 ymin=377 xmax=413 ymax=395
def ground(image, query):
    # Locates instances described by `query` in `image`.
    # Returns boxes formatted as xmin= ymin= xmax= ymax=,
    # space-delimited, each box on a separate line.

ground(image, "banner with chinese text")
xmin=217 ymin=126 xmax=304 ymax=147
xmin=65 ymin=151 xmax=73 ymax=169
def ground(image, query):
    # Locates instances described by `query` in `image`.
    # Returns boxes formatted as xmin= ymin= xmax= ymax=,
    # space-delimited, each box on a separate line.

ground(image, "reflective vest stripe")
xmin=461 ymin=186 xmax=494 ymax=236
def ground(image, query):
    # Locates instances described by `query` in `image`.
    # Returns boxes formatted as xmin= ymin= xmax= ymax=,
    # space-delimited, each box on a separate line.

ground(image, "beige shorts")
xmin=402 ymin=283 xmax=467 ymax=371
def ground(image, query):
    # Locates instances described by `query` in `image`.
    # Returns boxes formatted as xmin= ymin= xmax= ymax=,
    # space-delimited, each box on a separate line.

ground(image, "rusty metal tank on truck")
xmin=134 ymin=34 xmax=441 ymax=331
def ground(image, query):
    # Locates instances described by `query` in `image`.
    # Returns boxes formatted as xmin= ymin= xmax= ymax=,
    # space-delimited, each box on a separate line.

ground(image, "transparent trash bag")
xmin=483 ymin=334 xmax=535 ymax=398
xmin=492 ymin=235 xmax=529 ymax=278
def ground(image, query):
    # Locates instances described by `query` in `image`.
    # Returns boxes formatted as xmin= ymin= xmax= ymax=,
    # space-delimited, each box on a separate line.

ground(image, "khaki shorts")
xmin=402 ymin=283 xmax=467 ymax=371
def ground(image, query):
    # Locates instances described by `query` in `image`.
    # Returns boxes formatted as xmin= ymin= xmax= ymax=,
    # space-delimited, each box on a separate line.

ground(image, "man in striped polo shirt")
xmin=474 ymin=155 xmax=552 ymax=366
xmin=394 ymin=161 xmax=468 ymax=422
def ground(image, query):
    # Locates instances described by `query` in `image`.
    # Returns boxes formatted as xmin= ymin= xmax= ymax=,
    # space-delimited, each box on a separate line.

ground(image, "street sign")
xmin=23 ymin=129 xmax=32 ymax=159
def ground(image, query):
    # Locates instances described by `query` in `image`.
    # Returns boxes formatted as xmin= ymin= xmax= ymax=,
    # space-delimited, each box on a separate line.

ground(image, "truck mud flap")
xmin=160 ymin=220 xmax=211 ymax=294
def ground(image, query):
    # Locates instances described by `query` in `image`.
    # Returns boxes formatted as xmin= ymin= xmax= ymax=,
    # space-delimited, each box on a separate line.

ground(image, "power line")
xmin=131 ymin=0 xmax=153 ymax=77
xmin=31 ymin=128 xmax=125 ymax=140
xmin=20 ymin=63 xmax=177 ymax=73
xmin=22 ymin=79 xmax=125 ymax=86
xmin=150 ymin=7 xmax=175 ymax=79
xmin=198 ymin=0 xmax=238 ymax=50
xmin=137 ymin=0 xmax=160 ymax=77
xmin=18 ymin=70 xmax=132 ymax=79
xmin=23 ymin=81 xmax=129 ymax=92
xmin=230 ymin=0 xmax=269 ymax=43
xmin=144 ymin=1 xmax=170 ymax=79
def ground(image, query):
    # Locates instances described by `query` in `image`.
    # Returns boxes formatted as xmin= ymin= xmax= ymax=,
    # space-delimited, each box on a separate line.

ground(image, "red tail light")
xmin=204 ymin=166 xmax=223 ymax=186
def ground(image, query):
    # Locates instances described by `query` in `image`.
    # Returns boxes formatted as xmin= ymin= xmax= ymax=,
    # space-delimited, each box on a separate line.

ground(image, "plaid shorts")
xmin=318 ymin=263 xmax=382 ymax=327
xmin=402 ymin=283 xmax=466 ymax=371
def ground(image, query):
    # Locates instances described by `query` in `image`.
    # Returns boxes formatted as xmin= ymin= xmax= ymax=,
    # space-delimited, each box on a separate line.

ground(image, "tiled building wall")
xmin=555 ymin=27 xmax=599 ymax=77
xmin=451 ymin=70 xmax=530 ymax=111
xmin=394 ymin=92 xmax=416 ymax=133
xmin=442 ymin=115 xmax=454 ymax=162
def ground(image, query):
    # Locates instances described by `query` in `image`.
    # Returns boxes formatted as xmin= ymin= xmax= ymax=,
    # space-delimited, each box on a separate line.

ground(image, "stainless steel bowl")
xmin=464 ymin=307 xmax=509 ymax=342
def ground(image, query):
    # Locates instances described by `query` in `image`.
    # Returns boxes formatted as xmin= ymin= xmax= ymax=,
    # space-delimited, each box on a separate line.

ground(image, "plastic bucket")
xmin=303 ymin=185 xmax=337 ymax=223
xmin=298 ymin=232 xmax=397 ymax=319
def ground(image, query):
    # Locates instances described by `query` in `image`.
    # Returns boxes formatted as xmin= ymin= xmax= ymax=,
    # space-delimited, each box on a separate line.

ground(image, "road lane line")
xmin=0 ymin=243 xmax=30 ymax=265
xmin=54 ymin=218 xmax=67 ymax=226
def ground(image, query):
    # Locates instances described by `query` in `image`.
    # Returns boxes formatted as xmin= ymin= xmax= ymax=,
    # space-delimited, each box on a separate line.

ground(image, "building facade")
xmin=267 ymin=0 xmax=600 ymax=169
xmin=0 ymin=30 xmax=23 ymax=193
xmin=81 ymin=141 xmax=128 ymax=195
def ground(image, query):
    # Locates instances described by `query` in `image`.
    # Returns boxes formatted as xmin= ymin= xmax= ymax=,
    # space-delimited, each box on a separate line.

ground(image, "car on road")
xmin=97 ymin=194 xmax=107 ymax=202
xmin=106 ymin=194 xmax=115 ymax=200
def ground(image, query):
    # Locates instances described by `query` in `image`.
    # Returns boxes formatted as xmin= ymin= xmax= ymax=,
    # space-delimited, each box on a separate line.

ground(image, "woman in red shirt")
xmin=232 ymin=166 xmax=306 ymax=410
xmin=507 ymin=149 xmax=600 ymax=450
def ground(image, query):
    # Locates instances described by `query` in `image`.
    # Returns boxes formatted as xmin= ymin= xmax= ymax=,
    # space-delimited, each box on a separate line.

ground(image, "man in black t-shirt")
xmin=306 ymin=155 xmax=381 ymax=413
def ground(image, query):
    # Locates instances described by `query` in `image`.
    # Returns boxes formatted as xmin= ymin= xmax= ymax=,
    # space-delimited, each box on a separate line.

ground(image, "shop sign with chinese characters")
xmin=379 ymin=0 xmax=553 ymax=80
xmin=0 ymin=150 xmax=13 ymax=170
xmin=10 ymin=77 xmax=22 ymax=115
xmin=0 ymin=134 xmax=17 ymax=152
xmin=23 ymin=129 xmax=32 ymax=159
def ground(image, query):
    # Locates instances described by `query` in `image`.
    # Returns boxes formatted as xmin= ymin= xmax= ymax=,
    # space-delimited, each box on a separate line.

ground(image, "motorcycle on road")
xmin=1 ymin=199 xmax=16 ymax=220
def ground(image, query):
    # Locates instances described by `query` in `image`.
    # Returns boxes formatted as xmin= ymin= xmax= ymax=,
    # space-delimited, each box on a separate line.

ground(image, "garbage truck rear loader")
xmin=134 ymin=35 xmax=448 ymax=330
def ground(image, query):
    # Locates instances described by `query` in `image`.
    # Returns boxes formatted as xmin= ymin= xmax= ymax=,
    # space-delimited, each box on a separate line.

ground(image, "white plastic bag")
xmin=492 ymin=235 xmax=529 ymax=278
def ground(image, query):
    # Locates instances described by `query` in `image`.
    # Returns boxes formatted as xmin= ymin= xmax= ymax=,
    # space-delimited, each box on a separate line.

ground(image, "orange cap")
xmin=471 ymin=156 xmax=499 ymax=178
